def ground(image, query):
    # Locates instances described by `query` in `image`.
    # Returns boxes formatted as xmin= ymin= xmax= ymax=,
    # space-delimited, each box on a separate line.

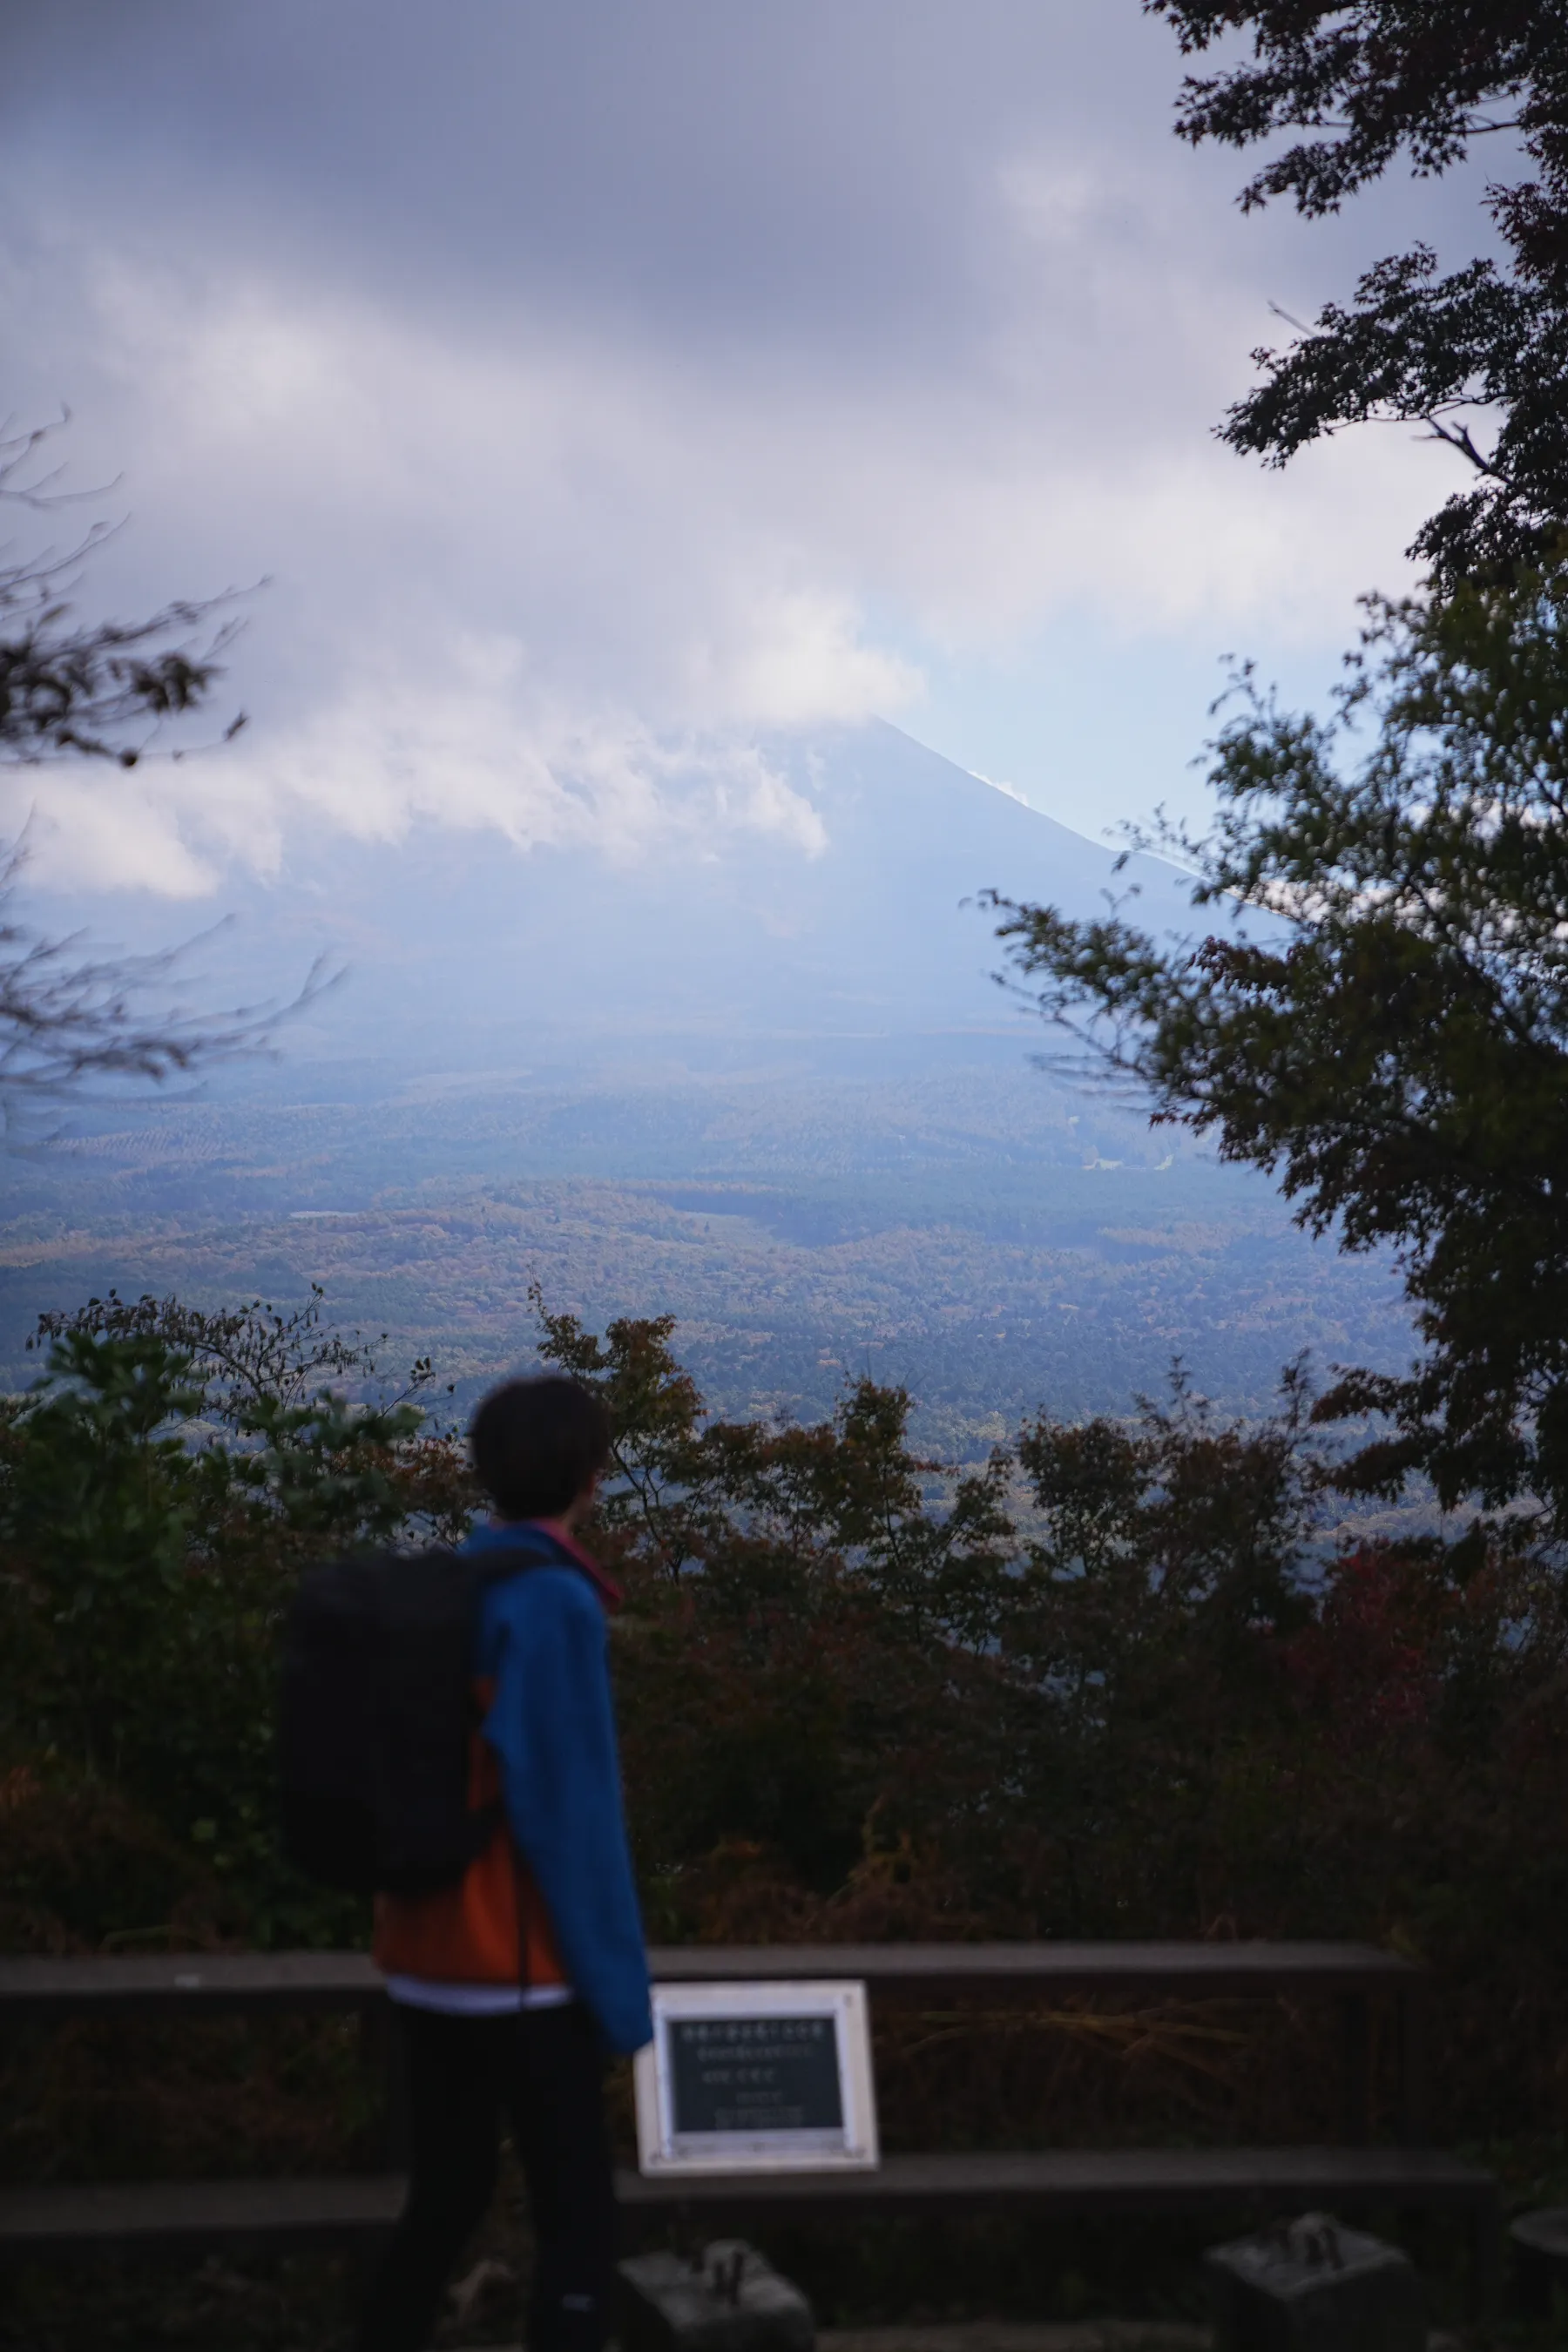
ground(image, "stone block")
xmin=1509 ymin=2206 xmax=1568 ymax=2316
xmin=1205 ymin=2210 xmax=1423 ymax=2350
xmin=618 ymin=2240 xmax=815 ymax=2352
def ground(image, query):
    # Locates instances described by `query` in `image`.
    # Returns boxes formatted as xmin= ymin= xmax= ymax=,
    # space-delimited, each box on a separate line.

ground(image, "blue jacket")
xmin=463 ymin=1520 xmax=652 ymax=2055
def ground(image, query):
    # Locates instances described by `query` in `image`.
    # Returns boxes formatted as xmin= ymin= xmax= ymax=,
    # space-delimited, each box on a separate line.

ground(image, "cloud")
xmin=1 ymin=653 xmax=841 ymax=896
xmin=0 ymin=0 xmax=1492 ymax=898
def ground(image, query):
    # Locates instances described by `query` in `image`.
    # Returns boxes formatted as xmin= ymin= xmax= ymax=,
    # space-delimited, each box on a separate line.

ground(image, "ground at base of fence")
xmin=819 ymin=2332 xmax=1465 ymax=2352
xmin=450 ymin=2330 xmax=1469 ymax=2352
xmin=814 ymin=2332 xmax=1456 ymax=2352
xmin=821 ymin=2328 xmax=1210 ymax=2351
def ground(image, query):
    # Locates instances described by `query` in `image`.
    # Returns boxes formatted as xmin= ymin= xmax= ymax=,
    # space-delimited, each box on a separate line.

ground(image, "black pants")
xmin=357 ymin=2000 xmax=616 ymax=2352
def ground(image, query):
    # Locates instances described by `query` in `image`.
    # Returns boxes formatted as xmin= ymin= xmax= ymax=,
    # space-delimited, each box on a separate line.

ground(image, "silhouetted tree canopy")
xmin=1148 ymin=1 xmax=1568 ymax=579
xmin=994 ymin=562 xmax=1568 ymax=1527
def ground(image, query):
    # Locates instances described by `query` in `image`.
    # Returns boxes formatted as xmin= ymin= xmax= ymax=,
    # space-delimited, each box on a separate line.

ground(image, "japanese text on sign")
xmin=667 ymin=2014 xmax=844 ymax=2135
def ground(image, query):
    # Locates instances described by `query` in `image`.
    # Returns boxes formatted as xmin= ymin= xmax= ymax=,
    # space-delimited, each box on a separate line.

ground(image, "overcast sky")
xmin=3 ymin=0 xmax=1493 ymax=902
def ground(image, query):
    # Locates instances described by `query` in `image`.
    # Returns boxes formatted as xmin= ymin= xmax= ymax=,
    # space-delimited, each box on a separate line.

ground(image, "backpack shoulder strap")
xmin=472 ymin=1532 xmax=581 ymax=1588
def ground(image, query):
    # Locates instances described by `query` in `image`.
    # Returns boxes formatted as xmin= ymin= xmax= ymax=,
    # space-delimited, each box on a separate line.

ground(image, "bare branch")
xmin=1421 ymin=415 xmax=1505 ymax=477
xmin=0 ymin=410 xmax=314 ymax=1121
xmin=0 ymin=843 xmax=341 ymax=1130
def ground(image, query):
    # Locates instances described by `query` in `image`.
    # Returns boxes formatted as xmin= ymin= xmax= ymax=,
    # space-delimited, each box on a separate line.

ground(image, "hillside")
xmin=21 ymin=720 xmax=1200 ymax=1077
xmin=0 ymin=722 xmax=1401 ymax=1443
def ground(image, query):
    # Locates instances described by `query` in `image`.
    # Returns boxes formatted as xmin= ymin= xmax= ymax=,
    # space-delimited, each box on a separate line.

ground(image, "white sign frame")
xmin=634 ymin=1979 xmax=879 ymax=2176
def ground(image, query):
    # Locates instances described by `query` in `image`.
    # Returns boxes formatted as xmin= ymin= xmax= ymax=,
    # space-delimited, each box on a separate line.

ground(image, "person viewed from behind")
xmin=358 ymin=1375 xmax=651 ymax=2352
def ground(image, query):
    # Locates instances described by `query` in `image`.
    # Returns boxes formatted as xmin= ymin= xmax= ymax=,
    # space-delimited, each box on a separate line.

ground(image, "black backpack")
xmin=278 ymin=1539 xmax=560 ymax=1897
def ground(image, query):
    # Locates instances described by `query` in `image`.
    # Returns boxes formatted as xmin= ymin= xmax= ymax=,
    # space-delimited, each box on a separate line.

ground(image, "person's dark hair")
xmin=470 ymin=1375 xmax=612 ymax=1521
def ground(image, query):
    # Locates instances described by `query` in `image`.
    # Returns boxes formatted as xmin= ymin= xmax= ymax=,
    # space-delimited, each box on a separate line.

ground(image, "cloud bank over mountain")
xmin=1 ymin=0 xmax=1488 ymax=900
xmin=11 ymin=726 xmax=1206 ymax=1087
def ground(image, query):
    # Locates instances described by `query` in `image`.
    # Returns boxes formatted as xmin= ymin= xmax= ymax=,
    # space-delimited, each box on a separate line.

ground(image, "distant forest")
xmin=0 ymin=1064 xmax=1409 ymax=1455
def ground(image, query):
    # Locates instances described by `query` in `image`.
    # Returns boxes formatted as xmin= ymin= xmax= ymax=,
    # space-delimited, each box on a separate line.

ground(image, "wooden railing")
xmin=0 ymin=1941 xmax=1499 ymax=2305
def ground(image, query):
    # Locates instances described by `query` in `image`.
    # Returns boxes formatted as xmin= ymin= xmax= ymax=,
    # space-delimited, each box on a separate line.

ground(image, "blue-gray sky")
xmin=3 ymin=0 xmax=1492 ymax=903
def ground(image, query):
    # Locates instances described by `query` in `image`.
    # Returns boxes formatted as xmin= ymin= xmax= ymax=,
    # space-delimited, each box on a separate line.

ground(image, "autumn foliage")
xmin=3 ymin=1284 xmax=1568 ymax=2166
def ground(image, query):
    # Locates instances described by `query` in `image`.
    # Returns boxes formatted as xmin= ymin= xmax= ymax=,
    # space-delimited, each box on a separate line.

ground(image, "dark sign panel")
xmin=668 ymin=2013 xmax=844 ymax=2136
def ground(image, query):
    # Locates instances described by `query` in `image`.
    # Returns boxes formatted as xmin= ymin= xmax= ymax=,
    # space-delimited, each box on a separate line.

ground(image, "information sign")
xmin=634 ymin=1979 xmax=879 ymax=2175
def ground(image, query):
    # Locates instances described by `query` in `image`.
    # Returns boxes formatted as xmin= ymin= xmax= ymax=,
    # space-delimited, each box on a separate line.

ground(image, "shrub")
xmin=3 ymin=1282 xmax=1567 ymax=2145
